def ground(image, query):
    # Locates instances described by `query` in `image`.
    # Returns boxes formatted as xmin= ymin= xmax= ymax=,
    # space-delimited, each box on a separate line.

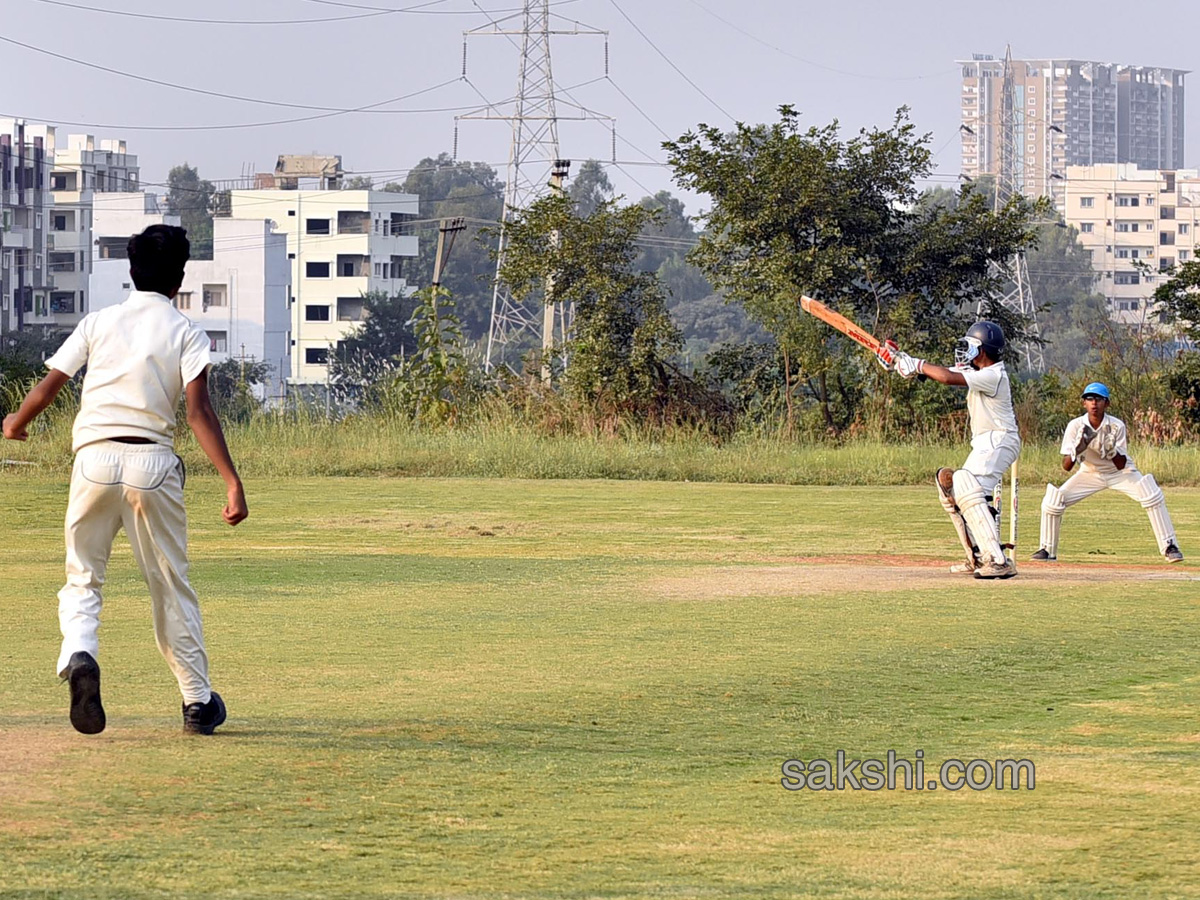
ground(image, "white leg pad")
xmin=953 ymin=469 xmax=1005 ymax=565
xmin=1131 ymin=474 xmax=1176 ymax=553
xmin=937 ymin=470 xmax=976 ymax=562
xmin=1040 ymin=483 xmax=1066 ymax=557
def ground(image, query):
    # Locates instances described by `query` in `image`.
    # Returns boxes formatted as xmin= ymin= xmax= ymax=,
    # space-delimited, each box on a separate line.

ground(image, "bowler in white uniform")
xmin=3 ymin=224 xmax=249 ymax=736
xmin=1032 ymin=382 xmax=1183 ymax=563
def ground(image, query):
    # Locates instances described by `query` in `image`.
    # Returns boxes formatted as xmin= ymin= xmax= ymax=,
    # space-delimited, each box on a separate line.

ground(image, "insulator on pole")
xmin=462 ymin=40 xmax=469 ymax=77
xmin=452 ymin=124 xmax=459 ymax=161
xmin=611 ymin=124 xmax=617 ymax=162
xmin=604 ymin=39 xmax=610 ymax=76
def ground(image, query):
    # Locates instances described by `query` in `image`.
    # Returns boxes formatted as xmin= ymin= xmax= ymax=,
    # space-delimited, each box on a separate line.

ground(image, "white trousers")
xmin=962 ymin=430 xmax=1021 ymax=497
xmin=57 ymin=440 xmax=211 ymax=705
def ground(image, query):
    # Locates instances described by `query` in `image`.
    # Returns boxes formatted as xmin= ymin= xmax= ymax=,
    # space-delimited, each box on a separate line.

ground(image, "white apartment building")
xmin=89 ymin=202 xmax=292 ymax=391
xmin=47 ymin=134 xmax=140 ymax=329
xmin=228 ymin=188 xmax=419 ymax=383
xmin=0 ymin=118 xmax=52 ymax=335
xmin=1063 ymin=164 xmax=1200 ymax=324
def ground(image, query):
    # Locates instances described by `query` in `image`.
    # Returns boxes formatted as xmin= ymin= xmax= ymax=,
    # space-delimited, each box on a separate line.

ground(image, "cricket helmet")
xmin=955 ymin=320 xmax=1006 ymax=368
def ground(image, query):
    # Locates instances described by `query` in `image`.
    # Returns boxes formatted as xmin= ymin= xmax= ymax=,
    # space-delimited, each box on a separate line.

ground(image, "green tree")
xmin=330 ymin=290 xmax=421 ymax=404
xmin=384 ymin=286 xmax=478 ymax=425
xmin=391 ymin=154 xmax=505 ymax=340
xmin=341 ymin=175 xmax=374 ymax=190
xmin=1153 ymin=259 xmax=1200 ymax=341
xmin=666 ymin=106 xmax=1046 ymax=434
xmin=567 ymin=159 xmax=613 ymax=219
xmin=166 ymin=163 xmax=215 ymax=259
xmin=493 ymin=193 xmax=681 ymax=411
xmin=207 ymin=357 xmax=272 ymax=423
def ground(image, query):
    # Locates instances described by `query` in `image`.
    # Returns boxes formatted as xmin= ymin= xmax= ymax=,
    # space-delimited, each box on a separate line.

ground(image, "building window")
xmin=1080 ymin=197 xmax=1094 ymax=208
xmin=1181 ymin=224 xmax=1191 ymax=235
xmin=1114 ymin=272 xmax=1140 ymax=285
xmin=1117 ymin=195 xmax=1140 ymax=207
xmin=207 ymin=331 xmax=228 ymax=353
xmin=1160 ymin=231 xmax=1175 ymax=246
xmin=51 ymin=173 xmax=68 ymax=190
xmin=305 ymin=304 xmax=331 ymax=322
xmin=1180 ymin=250 xmax=1191 ymax=261
xmin=1160 ymin=206 xmax=1175 ymax=220
xmin=306 ymin=261 xmax=330 ymax=278
xmin=337 ymin=297 xmax=365 ymax=321
xmin=306 ymin=218 xmax=330 ymax=235
xmin=1080 ymin=222 xmax=1094 ymax=233
xmin=175 ymin=291 xmax=193 ymax=310
xmin=50 ymin=291 xmax=75 ymax=314
xmin=305 ymin=347 xmax=329 ymax=365
xmin=53 ymin=214 xmax=67 ymax=231
xmin=202 ymin=284 xmax=228 ymax=308
xmin=288 ymin=209 xmax=296 ymax=216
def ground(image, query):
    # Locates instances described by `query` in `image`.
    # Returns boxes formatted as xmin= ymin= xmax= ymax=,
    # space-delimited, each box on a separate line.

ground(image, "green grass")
xmin=2 ymin=476 xmax=1199 ymax=898
xmin=9 ymin=410 xmax=1200 ymax=487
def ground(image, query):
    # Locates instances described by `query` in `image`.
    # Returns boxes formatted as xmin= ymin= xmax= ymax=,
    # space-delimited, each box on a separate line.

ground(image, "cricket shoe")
xmin=64 ymin=651 xmax=106 ymax=735
xmin=950 ymin=556 xmax=979 ymax=574
xmin=182 ymin=692 xmax=227 ymax=736
xmin=1165 ymin=542 xmax=1184 ymax=563
xmin=1030 ymin=548 xmax=1056 ymax=561
xmin=974 ymin=559 xmax=1017 ymax=579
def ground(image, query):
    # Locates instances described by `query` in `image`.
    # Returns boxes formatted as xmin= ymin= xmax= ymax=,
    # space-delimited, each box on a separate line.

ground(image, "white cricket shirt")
xmin=960 ymin=361 xmax=1019 ymax=438
xmin=1060 ymin=413 xmax=1131 ymax=474
xmin=45 ymin=290 xmax=213 ymax=452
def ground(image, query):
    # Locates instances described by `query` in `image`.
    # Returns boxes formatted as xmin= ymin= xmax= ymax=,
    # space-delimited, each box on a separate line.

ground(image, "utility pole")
xmin=983 ymin=45 xmax=1045 ymax=374
xmin=541 ymin=159 xmax=570 ymax=383
xmin=431 ymin=217 xmax=467 ymax=289
xmin=457 ymin=1 xmax=611 ymax=373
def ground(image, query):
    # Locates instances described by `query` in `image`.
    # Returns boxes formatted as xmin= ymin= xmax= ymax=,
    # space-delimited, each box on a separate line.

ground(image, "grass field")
xmin=2 ymin=475 xmax=1199 ymax=899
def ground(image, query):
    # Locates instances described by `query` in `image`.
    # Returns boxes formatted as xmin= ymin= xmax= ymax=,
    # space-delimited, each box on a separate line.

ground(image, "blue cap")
xmin=1081 ymin=382 xmax=1110 ymax=399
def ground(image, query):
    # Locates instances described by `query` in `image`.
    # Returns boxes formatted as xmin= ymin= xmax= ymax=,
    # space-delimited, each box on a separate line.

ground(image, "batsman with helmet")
xmin=878 ymin=322 xmax=1020 ymax=579
xmin=1032 ymin=382 xmax=1183 ymax=563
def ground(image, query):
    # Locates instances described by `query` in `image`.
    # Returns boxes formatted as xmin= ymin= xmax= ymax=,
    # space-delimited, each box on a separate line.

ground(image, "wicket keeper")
xmin=1032 ymin=382 xmax=1183 ymax=563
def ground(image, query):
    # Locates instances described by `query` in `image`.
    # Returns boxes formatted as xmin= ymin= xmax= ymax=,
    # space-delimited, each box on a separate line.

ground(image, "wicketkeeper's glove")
xmin=1071 ymin=423 xmax=1097 ymax=462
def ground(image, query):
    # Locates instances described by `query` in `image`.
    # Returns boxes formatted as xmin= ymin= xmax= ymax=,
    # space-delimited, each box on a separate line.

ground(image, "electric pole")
xmin=457 ymin=1 xmax=612 ymax=373
xmin=984 ymin=45 xmax=1045 ymax=374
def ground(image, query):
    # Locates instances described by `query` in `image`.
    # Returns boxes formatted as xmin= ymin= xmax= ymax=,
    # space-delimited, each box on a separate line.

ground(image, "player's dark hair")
xmin=127 ymin=224 xmax=190 ymax=295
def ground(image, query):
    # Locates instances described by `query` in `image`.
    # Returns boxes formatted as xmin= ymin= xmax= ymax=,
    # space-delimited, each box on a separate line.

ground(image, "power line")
xmin=683 ymin=0 xmax=956 ymax=82
xmin=24 ymin=0 xmax=451 ymax=25
xmin=0 ymin=76 xmax=470 ymax=132
xmin=298 ymin=0 xmax=579 ymax=12
xmin=605 ymin=0 xmax=732 ymax=122
xmin=0 ymin=32 xmax=479 ymax=115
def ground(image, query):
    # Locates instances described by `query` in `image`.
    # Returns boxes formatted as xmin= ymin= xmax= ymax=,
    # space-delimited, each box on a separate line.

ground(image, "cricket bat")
xmin=799 ymin=295 xmax=883 ymax=354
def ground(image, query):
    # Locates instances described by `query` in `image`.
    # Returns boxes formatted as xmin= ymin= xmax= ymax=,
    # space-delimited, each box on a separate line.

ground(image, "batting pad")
xmin=1039 ymin=483 xmax=1066 ymax=557
xmin=953 ymin=469 xmax=1006 ymax=566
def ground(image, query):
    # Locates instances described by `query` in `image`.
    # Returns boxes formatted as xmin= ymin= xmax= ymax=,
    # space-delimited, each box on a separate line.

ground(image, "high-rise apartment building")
xmin=959 ymin=56 xmax=1187 ymax=206
xmin=0 ymin=119 xmax=51 ymax=335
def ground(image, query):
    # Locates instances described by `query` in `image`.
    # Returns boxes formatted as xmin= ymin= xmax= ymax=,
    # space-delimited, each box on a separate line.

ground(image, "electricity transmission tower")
xmin=984 ymin=45 xmax=1045 ymax=373
xmin=457 ymin=1 xmax=612 ymax=373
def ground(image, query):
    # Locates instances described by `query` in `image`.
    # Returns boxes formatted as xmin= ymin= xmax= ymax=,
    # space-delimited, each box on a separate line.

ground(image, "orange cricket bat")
xmin=799 ymin=296 xmax=882 ymax=354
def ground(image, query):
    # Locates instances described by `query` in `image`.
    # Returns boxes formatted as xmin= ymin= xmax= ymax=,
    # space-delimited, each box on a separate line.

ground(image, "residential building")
xmin=90 ymin=204 xmax=292 ymax=394
xmin=47 ymin=134 xmax=141 ymax=328
xmin=228 ymin=187 xmax=419 ymax=383
xmin=959 ymin=56 xmax=1188 ymax=206
xmin=1063 ymin=164 xmax=1200 ymax=324
xmin=0 ymin=118 xmax=52 ymax=335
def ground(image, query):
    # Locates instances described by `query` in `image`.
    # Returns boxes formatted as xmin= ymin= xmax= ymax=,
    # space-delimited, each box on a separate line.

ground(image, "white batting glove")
xmin=894 ymin=353 xmax=923 ymax=379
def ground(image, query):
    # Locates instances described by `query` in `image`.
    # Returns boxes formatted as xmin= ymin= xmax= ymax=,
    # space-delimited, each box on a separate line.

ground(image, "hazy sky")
xmin=6 ymin=0 xmax=1197 ymax=214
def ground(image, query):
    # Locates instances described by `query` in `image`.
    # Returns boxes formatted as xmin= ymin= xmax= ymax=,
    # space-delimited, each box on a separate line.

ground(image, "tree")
xmin=341 ymin=175 xmax=374 ymax=190
xmin=493 ymin=193 xmax=681 ymax=412
xmin=166 ymin=163 xmax=215 ymax=259
xmin=665 ymin=106 xmax=1047 ymax=434
xmin=207 ymin=357 xmax=272 ymax=423
xmin=329 ymin=290 xmax=421 ymax=405
xmin=567 ymin=159 xmax=613 ymax=219
xmin=384 ymin=286 xmax=478 ymax=425
xmin=391 ymin=154 xmax=506 ymax=340
xmin=1153 ymin=259 xmax=1200 ymax=342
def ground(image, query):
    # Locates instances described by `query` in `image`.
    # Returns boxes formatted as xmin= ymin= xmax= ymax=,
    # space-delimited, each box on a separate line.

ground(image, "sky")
xmin=5 ymin=0 xmax=1198 ymax=217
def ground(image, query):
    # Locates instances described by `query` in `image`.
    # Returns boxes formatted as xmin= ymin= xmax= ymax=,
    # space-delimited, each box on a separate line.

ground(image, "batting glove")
xmin=876 ymin=339 xmax=899 ymax=371
xmin=894 ymin=353 xmax=922 ymax=379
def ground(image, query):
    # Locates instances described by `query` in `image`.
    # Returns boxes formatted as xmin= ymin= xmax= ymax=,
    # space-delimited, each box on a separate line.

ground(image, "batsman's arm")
xmin=1062 ymin=455 xmax=1075 ymax=472
xmin=1 ymin=369 xmax=71 ymax=441
xmin=185 ymin=371 xmax=248 ymax=527
xmin=910 ymin=361 xmax=967 ymax=387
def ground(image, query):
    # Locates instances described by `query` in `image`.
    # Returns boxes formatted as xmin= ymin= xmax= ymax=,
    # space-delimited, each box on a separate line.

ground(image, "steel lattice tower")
xmin=459 ymin=2 xmax=610 ymax=372
xmin=983 ymin=46 xmax=1045 ymax=374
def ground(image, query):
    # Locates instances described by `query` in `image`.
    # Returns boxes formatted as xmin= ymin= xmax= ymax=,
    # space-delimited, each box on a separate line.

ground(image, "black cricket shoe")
xmin=182 ymin=692 xmax=227 ymax=736
xmin=64 ymin=651 xmax=106 ymax=735
xmin=1165 ymin=542 xmax=1184 ymax=563
xmin=1030 ymin=548 xmax=1056 ymax=561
